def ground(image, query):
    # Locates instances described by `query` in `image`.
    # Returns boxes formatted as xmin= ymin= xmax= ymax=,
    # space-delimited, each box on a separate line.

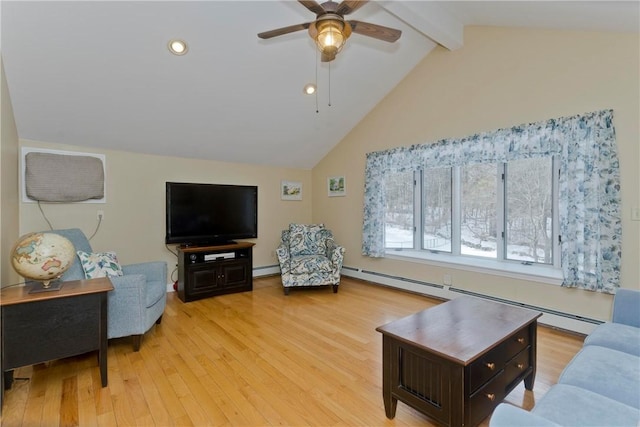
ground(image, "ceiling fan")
xmin=258 ymin=0 xmax=402 ymax=62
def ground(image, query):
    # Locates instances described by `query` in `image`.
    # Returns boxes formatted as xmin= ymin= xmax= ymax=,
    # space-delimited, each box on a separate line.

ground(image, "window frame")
xmin=385 ymin=157 xmax=562 ymax=283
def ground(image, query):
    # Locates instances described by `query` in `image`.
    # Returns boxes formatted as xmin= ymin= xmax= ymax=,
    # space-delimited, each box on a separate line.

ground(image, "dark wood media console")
xmin=177 ymin=242 xmax=254 ymax=302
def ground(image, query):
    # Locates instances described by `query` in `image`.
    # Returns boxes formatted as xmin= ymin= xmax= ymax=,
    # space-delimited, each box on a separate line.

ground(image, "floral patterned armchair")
xmin=276 ymin=224 xmax=345 ymax=295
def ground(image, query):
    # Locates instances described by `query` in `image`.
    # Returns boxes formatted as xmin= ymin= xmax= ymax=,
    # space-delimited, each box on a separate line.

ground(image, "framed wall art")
xmin=281 ymin=180 xmax=302 ymax=201
xmin=327 ymin=176 xmax=346 ymax=197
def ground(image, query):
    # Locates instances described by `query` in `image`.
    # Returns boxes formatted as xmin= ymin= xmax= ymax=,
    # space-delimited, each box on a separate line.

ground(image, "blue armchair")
xmin=46 ymin=228 xmax=167 ymax=351
xmin=276 ymin=223 xmax=345 ymax=295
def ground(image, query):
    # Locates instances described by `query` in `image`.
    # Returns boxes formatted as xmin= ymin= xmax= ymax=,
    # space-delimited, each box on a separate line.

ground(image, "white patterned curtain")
xmin=362 ymin=110 xmax=621 ymax=293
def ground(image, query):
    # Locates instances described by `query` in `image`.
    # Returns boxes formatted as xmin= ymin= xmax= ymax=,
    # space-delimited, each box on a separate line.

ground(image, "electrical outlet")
xmin=632 ymin=207 xmax=640 ymax=221
xmin=97 ymin=210 xmax=104 ymax=220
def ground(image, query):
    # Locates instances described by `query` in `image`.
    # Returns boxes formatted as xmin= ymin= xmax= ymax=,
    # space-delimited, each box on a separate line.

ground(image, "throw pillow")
xmin=77 ymin=250 xmax=124 ymax=279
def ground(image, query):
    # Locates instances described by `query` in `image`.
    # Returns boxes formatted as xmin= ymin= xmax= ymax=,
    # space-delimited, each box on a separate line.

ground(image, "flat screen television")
xmin=165 ymin=182 xmax=258 ymax=246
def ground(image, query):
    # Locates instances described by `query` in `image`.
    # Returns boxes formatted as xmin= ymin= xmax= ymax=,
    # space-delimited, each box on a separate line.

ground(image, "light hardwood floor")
xmin=1 ymin=276 xmax=585 ymax=426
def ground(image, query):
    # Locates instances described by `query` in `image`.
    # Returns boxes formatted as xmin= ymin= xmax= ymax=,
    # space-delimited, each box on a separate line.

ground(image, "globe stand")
xmin=28 ymin=280 xmax=64 ymax=294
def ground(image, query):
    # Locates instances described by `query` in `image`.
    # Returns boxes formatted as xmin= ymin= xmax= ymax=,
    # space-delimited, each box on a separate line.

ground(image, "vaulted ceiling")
xmin=2 ymin=1 xmax=638 ymax=169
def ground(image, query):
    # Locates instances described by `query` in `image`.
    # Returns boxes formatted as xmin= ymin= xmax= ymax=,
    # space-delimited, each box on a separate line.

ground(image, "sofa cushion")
xmin=558 ymin=345 xmax=640 ymax=409
xmin=531 ymin=384 xmax=640 ymax=426
xmin=490 ymin=403 xmax=561 ymax=426
xmin=584 ymin=322 xmax=640 ymax=356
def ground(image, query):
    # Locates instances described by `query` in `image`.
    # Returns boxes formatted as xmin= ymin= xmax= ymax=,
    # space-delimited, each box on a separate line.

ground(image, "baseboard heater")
xmin=341 ymin=266 xmax=602 ymax=335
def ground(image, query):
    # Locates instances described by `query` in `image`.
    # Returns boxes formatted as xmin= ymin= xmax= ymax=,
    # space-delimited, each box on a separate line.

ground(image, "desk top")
xmin=376 ymin=296 xmax=542 ymax=365
xmin=0 ymin=277 xmax=114 ymax=307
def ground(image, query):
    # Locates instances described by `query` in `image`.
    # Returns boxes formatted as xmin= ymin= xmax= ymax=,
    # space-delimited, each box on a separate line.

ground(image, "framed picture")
xmin=281 ymin=180 xmax=302 ymax=201
xmin=328 ymin=176 xmax=346 ymax=197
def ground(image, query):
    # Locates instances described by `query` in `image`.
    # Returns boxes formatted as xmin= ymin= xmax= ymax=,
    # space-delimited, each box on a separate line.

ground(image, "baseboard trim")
xmin=341 ymin=266 xmax=600 ymax=336
xmin=253 ymin=265 xmax=280 ymax=277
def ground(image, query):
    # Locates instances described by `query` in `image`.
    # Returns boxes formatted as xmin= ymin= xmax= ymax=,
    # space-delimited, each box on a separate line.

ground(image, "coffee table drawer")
xmin=505 ymin=331 xmax=530 ymax=360
xmin=504 ymin=346 xmax=531 ymax=388
xmin=468 ymin=369 xmax=507 ymax=427
xmin=469 ymin=342 xmax=506 ymax=392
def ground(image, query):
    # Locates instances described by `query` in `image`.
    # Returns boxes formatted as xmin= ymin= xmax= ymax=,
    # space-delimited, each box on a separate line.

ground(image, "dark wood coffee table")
xmin=376 ymin=296 xmax=542 ymax=427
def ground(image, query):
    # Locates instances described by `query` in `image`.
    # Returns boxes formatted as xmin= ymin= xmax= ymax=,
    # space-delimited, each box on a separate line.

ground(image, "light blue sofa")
xmin=47 ymin=228 xmax=167 ymax=351
xmin=490 ymin=288 xmax=640 ymax=426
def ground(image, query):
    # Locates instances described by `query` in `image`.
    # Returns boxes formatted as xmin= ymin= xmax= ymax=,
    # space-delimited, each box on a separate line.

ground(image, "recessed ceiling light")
xmin=303 ymin=83 xmax=316 ymax=95
xmin=168 ymin=39 xmax=188 ymax=56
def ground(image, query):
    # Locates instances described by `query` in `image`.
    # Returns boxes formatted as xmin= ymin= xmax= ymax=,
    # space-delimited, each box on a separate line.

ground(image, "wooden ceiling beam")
xmin=379 ymin=1 xmax=464 ymax=51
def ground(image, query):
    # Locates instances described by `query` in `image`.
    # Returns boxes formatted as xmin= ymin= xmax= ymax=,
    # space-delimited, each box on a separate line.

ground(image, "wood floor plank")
xmin=0 ymin=276 xmax=585 ymax=426
xmin=59 ymin=376 xmax=79 ymax=427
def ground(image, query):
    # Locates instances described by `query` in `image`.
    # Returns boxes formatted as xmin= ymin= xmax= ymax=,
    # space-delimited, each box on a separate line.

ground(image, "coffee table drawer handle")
xmin=486 ymin=393 xmax=496 ymax=401
xmin=517 ymin=363 xmax=525 ymax=370
xmin=485 ymin=362 xmax=496 ymax=370
xmin=517 ymin=337 xmax=525 ymax=344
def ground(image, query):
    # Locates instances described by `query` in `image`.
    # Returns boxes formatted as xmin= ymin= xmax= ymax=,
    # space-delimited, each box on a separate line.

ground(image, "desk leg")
xmin=381 ymin=336 xmax=398 ymax=419
xmin=3 ymin=370 xmax=13 ymax=390
xmin=99 ymin=294 xmax=108 ymax=387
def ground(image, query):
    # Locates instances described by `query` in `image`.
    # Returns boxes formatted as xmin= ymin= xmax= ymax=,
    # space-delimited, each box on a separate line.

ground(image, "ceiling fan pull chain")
xmin=315 ymin=49 xmax=319 ymax=113
xmin=328 ymin=60 xmax=332 ymax=107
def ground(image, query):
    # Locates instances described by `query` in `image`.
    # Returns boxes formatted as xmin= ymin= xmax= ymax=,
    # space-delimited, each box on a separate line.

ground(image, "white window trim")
xmin=386 ymin=248 xmax=563 ymax=285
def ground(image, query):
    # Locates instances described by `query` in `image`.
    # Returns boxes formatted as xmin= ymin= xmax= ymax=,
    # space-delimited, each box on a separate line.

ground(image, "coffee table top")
xmin=376 ymin=296 xmax=542 ymax=365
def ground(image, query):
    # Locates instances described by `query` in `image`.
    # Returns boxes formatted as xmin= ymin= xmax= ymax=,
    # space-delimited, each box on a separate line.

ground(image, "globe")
xmin=11 ymin=232 xmax=76 ymax=289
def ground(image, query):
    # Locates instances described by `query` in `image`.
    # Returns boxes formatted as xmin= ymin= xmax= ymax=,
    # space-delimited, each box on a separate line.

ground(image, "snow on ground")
xmin=384 ymin=225 xmax=548 ymax=262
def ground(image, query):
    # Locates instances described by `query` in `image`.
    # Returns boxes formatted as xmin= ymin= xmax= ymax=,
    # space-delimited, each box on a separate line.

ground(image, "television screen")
xmin=165 ymin=182 xmax=258 ymax=245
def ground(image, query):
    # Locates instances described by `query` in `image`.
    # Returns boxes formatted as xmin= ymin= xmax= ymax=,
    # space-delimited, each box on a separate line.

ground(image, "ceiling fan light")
xmin=313 ymin=19 xmax=349 ymax=56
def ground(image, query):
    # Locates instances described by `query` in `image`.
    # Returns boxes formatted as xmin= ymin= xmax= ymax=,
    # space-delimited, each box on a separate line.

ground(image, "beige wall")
xmin=1 ymin=58 xmax=20 ymax=287
xmin=19 ymin=139 xmax=313 ymax=281
xmin=312 ymin=26 xmax=640 ymax=322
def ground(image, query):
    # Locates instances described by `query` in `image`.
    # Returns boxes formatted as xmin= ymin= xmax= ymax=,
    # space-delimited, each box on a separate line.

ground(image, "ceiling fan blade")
xmin=348 ymin=20 xmax=401 ymax=42
xmin=298 ymin=0 xmax=326 ymax=16
xmin=258 ymin=22 xmax=312 ymax=39
xmin=336 ymin=0 xmax=368 ymax=16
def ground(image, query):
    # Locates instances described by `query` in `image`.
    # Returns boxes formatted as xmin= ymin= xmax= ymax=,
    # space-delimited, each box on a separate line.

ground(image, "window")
xmin=384 ymin=171 xmax=414 ymax=249
xmin=384 ymin=157 xmax=559 ymax=269
xmin=505 ymin=158 xmax=554 ymax=265
xmin=422 ymin=167 xmax=452 ymax=252
xmin=364 ymin=110 xmax=620 ymax=292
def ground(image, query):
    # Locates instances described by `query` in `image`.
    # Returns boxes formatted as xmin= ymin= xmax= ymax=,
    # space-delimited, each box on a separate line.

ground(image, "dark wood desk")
xmin=376 ymin=296 xmax=542 ymax=427
xmin=1 ymin=278 xmax=113 ymax=396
